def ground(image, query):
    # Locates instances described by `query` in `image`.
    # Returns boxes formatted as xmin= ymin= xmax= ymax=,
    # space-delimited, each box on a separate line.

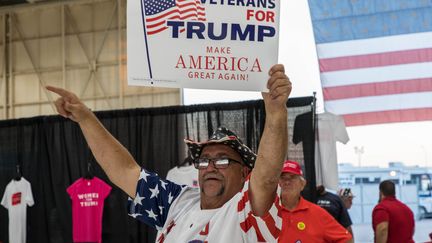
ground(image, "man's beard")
xmin=201 ymin=184 xmax=225 ymax=196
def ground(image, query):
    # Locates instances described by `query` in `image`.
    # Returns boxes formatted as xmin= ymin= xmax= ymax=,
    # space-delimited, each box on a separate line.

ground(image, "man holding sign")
xmin=47 ymin=64 xmax=291 ymax=242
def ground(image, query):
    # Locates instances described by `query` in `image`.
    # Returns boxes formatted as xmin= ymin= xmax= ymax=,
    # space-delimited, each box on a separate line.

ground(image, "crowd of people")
xmin=46 ymin=64 xmax=419 ymax=242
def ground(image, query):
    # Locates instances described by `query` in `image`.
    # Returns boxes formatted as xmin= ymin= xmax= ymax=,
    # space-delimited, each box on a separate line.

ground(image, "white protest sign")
xmin=127 ymin=0 xmax=280 ymax=91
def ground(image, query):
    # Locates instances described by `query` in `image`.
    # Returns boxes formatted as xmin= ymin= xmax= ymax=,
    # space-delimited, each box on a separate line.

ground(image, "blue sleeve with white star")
xmin=127 ymin=168 xmax=184 ymax=229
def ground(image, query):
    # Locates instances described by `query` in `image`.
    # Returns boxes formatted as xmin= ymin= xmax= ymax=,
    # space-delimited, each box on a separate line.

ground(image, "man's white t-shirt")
xmin=166 ymin=165 xmax=199 ymax=188
xmin=128 ymin=169 xmax=281 ymax=242
xmin=316 ymin=112 xmax=349 ymax=190
xmin=1 ymin=178 xmax=35 ymax=243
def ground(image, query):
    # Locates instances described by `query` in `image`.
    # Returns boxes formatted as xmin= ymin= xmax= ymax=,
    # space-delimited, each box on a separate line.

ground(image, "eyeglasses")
xmin=194 ymin=158 xmax=243 ymax=170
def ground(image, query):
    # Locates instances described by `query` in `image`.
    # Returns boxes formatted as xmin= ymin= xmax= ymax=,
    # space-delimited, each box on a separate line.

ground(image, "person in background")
xmin=372 ymin=180 xmax=415 ymax=243
xmin=278 ymin=160 xmax=353 ymax=243
xmin=426 ymin=232 xmax=432 ymax=243
xmin=338 ymin=188 xmax=354 ymax=210
xmin=47 ymin=64 xmax=291 ymax=242
xmin=317 ymin=185 xmax=354 ymax=239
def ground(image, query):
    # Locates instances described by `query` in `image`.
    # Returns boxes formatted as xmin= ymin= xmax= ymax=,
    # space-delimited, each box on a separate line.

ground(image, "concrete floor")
xmin=352 ymin=219 xmax=432 ymax=243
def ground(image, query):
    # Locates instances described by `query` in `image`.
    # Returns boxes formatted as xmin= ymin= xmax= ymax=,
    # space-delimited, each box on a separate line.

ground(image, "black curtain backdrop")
xmin=0 ymin=97 xmax=313 ymax=243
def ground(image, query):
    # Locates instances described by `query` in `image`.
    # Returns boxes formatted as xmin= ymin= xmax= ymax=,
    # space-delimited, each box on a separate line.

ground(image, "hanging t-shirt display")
xmin=67 ymin=177 xmax=111 ymax=243
xmin=1 ymin=178 xmax=34 ymax=243
xmin=315 ymin=112 xmax=349 ymax=190
xmin=166 ymin=165 xmax=199 ymax=188
xmin=293 ymin=111 xmax=349 ymax=191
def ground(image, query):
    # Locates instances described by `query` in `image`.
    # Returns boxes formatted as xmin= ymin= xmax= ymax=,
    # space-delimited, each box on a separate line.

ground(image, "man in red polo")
xmin=372 ymin=180 xmax=415 ymax=243
xmin=278 ymin=160 xmax=352 ymax=243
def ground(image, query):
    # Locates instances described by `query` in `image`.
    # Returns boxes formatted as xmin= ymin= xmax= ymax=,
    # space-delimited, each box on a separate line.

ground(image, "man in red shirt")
xmin=278 ymin=160 xmax=353 ymax=243
xmin=372 ymin=180 xmax=415 ymax=243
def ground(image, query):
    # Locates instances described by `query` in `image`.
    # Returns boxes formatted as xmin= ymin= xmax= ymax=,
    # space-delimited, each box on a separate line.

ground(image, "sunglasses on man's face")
xmin=194 ymin=158 xmax=243 ymax=170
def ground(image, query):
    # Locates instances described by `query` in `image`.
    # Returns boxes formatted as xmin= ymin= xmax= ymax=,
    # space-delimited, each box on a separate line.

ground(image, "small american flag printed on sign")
xmin=143 ymin=0 xmax=207 ymax=35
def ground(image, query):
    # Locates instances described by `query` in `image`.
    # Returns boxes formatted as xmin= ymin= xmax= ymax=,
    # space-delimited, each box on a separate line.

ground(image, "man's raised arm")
xmin=46 ymin=86 xmax=140 ymax=198
xmin=249 ymin=64 xmax=291 ymax=216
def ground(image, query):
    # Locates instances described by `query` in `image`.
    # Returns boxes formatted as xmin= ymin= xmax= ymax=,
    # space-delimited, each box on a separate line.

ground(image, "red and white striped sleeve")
xmin=236 ymin=178 xmax=282 ymax=242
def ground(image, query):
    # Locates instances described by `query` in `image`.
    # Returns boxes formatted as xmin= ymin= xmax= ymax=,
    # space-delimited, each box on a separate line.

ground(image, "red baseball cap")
xmin=281 ymin=160 xmax=303 ymax=176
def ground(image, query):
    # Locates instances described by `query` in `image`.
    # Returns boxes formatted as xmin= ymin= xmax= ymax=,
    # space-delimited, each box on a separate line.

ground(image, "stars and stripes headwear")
xmin=184 ymin=127 xmax=256 ymax=169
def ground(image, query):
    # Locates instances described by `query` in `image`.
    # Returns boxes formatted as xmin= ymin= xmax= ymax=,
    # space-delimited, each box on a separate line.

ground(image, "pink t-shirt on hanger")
xmin=67 ymin=177 xmax=111 ymax=243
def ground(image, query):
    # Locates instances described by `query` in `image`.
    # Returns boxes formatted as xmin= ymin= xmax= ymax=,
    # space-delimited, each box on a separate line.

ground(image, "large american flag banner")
xmin=143 ymin=0 xmax=207 ymax=35
xmin=308 ymin=0 xmax=432 ymax=126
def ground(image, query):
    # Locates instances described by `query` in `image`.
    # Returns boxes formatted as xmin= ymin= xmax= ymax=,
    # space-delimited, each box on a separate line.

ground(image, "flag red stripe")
xmin=147 ymin=9 xmax=178 ymax=22
xmin=147 ymin=20 xmax=166 ymax=29
xmin=342 ymin=108 xmax=432 ymax=126
xmin=177 ymin=1 xmax=205 ymax=11
xmin=178 ymin=12 xmax=201 ymax=19
xmin=178 ymin=1 xmax=200 ymax=8
xmin=148 ymin=13 xmax=205 ymax=29
xmin=177 ymin=7 xmax=205 ymax=16
xmin=147 ymin=4 xmax=205 ymax=22
xmin=169 ymin=14 xmax=205 ymax=21
xmin=148 ymin=26 xmax=168 ymax=35
xmin=323 ymin=77 xmax=432 ymax=100
xmin=319 ymin=47 xmax=432 ymax=72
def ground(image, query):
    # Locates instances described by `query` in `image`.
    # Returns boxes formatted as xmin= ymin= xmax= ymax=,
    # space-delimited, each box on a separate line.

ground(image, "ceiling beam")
xmin=0 ymin=0 xmax=110 ymax=14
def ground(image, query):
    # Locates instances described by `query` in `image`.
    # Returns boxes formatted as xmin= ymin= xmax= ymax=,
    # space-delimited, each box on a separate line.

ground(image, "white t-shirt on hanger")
xmin=166 ymin=165 xmax=199 ymax=188
xmin=316 ymin=112 xmax=349 ymax=190
xmin=1 ymin=177 xmax=34 ymax=243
